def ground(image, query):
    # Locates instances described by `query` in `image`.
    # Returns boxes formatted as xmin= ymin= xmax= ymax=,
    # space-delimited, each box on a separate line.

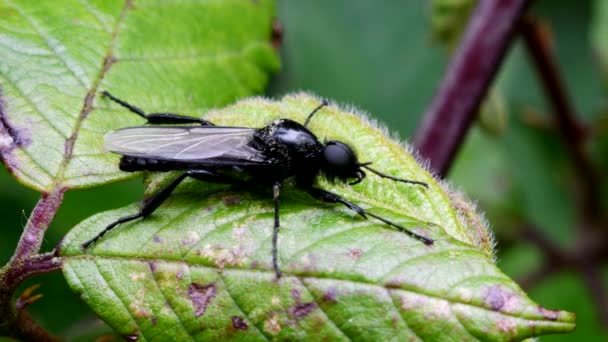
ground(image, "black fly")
xmin=83 ymin=91 xmax=434 ymax=278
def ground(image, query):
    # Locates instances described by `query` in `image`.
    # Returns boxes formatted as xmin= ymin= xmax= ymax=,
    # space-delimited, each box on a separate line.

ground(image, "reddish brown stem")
xmin=1 ymin=252 xmax=62 ymax=293
xmin=12 ymin=189 xmax=64 ymax=260
xmin=1 ymin=189 xmax=65 ymax=341
xmin=414 ymin=0 xmax=532 ymax=176
xmin=7 ymin=310 xmax=61 ymax=342
xmin=0 ymin=252 xmax=62 ymax=341
xmin=521 ymin=18 xmax=599 ymax=220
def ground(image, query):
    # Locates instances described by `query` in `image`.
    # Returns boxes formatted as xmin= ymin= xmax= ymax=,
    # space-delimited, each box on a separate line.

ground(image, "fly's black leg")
xmin=101 ymin=91 xmax=214 ymax=126
xmin=307 ymin=188 xmax=434 ymax=245
xmin=272 ymin=181 xmax=282 ymax=278
xmin=82 ymin=169 xmax=230 ymax=249
xmin=307 ymin=188 xmax=367 ymax=219
xmin=145 ymin=112 xmax=214 ymax=126
xmin=81 ymin=213 xmax=142 ymax=250
xmin=101 ymin=91 xmax=148 ymax=120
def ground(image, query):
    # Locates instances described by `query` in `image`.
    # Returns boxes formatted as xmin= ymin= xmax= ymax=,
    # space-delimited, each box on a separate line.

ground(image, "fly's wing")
xmin=103 ymin=126 xmax=266 ymax=162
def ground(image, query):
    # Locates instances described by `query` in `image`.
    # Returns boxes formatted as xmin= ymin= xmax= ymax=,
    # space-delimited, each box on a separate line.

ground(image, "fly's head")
xmin=320 ymin=141 xmax=367 ymax=185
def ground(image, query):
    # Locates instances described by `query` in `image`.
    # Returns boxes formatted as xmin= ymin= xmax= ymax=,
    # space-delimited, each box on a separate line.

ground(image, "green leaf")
xmin=0 ymin=0 xmax=279 ymax=192
xmin=61 ymin=94 xmax=574 ymax=341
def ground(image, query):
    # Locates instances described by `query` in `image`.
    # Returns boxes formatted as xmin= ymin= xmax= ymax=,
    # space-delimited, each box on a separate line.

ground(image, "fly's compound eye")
xmin=322 ymin=141 xmax=360 ymax=181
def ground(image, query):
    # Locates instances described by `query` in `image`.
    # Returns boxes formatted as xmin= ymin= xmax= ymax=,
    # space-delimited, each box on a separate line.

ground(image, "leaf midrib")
xmin=1 ymin=0 xmax=134 ymax=192
xmin=54 ymin=0 xmax=133 ymax=191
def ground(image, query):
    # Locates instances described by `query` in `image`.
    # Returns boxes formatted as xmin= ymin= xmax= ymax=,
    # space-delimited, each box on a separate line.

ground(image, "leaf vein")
xmin=378 ymin=249 xmax=485 ymax=283
xmin=386 ymin=289 xmax=425 ymax=341
xmin=6 ymin=0 xmax=90 ymax=87
xmin=179 ymin=209 xmax=265 ymax=260
xmin=0 ymin=73 xmax=69 ymax=139
xmin=141 ymin=200 xmax=204 ymax=251
xmin=299 ymin=279 xmax=351 ymax=341
xmin=78 ymin=0 xmax=113 ymax=33
xmin=217 ymin=272 xmax=270 ymax=341
xmin=148 ymin=263 xmax=196 ymax=342
xmin=450 ymin=304 xmax=485 ymax=341
xmin=95 ymin=259 xmax=149 ymax=342
xmin=283 ymin=221 xmax=382 ymax=267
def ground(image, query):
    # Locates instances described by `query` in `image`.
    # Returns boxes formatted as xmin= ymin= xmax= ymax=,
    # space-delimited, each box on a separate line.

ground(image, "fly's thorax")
xmin=250 ymin=119 xmax=324 ymax=182
xmin=257 ymin=119 xmax=324 ymax=161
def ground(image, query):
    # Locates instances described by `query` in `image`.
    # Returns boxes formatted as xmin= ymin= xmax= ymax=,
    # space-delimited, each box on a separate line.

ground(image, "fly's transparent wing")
xmin=104 ymin=126 xmax=265 ymax=161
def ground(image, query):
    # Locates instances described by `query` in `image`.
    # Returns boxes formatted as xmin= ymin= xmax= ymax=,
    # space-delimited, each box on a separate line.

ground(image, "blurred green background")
xmin=1 ymin=0 xmax=606 ymax=340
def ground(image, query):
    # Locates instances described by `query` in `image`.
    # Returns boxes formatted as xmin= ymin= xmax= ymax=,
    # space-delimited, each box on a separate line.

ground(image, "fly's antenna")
xmin=303 ymin=100 xmax=329 ymax=128
xmin=361 ymin=163 xmax=428 ymax=188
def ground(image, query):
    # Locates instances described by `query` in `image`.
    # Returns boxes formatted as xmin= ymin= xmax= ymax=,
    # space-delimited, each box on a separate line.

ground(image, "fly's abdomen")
xmin=119 ymin=156 xmax=189 ymax=172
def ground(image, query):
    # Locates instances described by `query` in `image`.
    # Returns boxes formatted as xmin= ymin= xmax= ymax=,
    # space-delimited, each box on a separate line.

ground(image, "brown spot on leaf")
xmin=496 ymin=318 xmax=517 ymax=333
xmin=0 ymin=88 xmax=30 ymax=150
xmin=150 ymin=317 xmax=158 ymax=325
xmin=322 ymin=287 xmax=337 ymax=303
xmin=291 ymin=289 xmax=301 ymax=300
xmin=0 ymin=88 xmax=30 ymax=173
xmin=222 ymin=194 xmax=241 ymax=206
xmin=290 ymin=302 xmax=316 ymax=319
xmin=129 ymin=292 xmax=152 ymax=318
xmin=153 ymin=236 xmax=163 ymax=243
xmin=348 ymin=248 xmax=363 ymax=260
xmin=485 ymin=285 xmax=511 ymax=311
xmin=198 ymin=244 xmax=248 ymax=268
xmin=188 ymin=282 xmax=217 ymax=317
xmin=264 ymin=313 xmax=281 ymax=335
xmin=181 ymin=231 xmax=200 ymax=246
xmin=539 ymin=306 xmax=558 ymax=320
xmin=231 ymin=316 xmax=248 ymax=330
